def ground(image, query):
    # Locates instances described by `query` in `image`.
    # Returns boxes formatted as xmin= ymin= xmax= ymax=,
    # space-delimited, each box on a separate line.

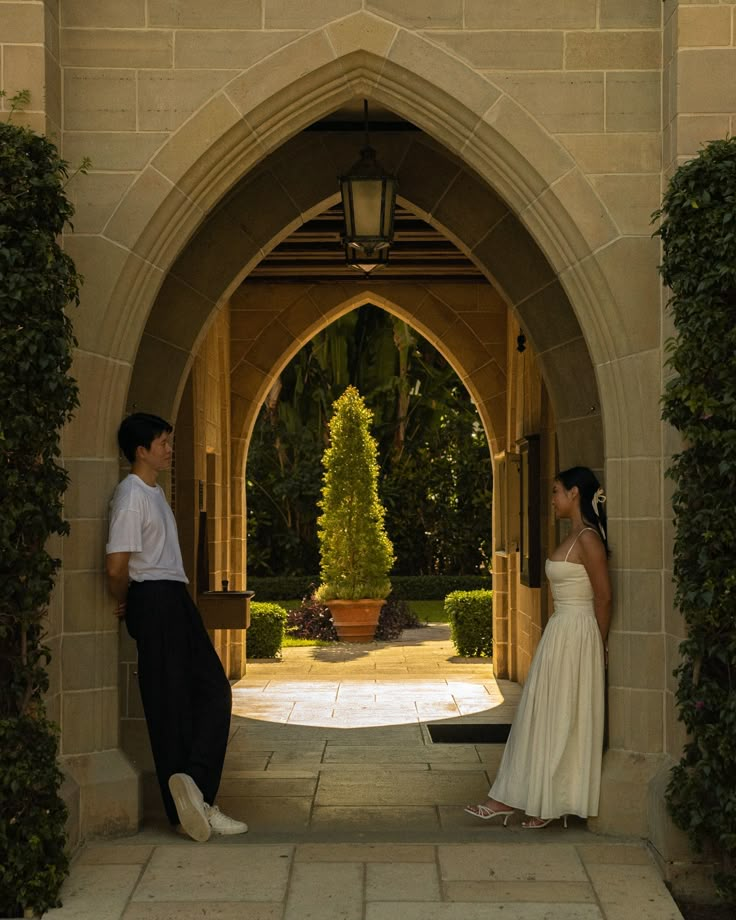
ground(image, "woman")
xmin=465 ymin=466 xmax=611 ymax=828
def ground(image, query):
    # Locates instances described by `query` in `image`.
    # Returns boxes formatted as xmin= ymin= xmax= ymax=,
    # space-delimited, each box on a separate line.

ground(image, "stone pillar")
xmin=0 ymin=0 xmax=61 ymax=137
xmin=59 ymin=365 xmax=140 ymax=846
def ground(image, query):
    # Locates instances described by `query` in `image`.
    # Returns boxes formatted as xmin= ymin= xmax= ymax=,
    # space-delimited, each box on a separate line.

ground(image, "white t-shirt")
xmin=106 ymin=474 xmax=188 ymax=583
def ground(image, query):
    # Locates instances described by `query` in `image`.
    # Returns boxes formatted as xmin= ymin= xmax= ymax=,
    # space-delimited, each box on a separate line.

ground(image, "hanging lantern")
xmin=339 ymin=100 xmax=397 ymax=274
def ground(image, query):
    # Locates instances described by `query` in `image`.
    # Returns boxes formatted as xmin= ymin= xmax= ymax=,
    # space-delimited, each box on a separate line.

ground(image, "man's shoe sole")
xmin=210 ymin=822 xmax=249 ymax=836
xmin=168 ymin=774 xmax=211 ymax=842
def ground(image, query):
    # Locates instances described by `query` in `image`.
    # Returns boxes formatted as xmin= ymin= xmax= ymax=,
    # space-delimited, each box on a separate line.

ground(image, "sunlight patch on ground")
xmin=231 ymin=679 xmax=513 ymax=728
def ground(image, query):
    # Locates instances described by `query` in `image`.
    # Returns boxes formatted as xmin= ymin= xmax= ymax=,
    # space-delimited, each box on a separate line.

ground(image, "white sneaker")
xmin=168 ymin=773 xmax=211 ymax=842
xmin=205 ymin=803 xmax=248 ymax=835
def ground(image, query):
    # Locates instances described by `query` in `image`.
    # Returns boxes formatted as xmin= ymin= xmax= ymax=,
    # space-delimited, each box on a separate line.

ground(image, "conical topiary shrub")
xmin=315 ymin=387 xmax=394 ymax=640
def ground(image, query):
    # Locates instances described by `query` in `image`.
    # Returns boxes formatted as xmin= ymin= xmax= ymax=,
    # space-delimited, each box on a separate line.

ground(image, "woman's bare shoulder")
xmin=579 ymin=526 xmax=606 ymax=557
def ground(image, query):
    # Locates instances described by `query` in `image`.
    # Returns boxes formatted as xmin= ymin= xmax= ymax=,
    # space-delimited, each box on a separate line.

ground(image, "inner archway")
xmin=243 ymin=297 xmax=496 ymax=586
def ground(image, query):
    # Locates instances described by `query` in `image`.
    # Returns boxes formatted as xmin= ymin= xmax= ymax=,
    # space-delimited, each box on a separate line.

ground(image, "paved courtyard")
xmin=50 ymin=625 xmax=683 ymax=919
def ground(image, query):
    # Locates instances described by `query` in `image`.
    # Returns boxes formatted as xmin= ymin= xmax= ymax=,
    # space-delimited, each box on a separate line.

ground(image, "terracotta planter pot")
xmin=326 ymin=598 xmax=385 ymax=643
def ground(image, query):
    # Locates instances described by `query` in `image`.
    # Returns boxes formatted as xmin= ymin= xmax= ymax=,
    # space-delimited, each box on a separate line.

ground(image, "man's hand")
xmin=106 ymin=552 xmax=132 ymax=618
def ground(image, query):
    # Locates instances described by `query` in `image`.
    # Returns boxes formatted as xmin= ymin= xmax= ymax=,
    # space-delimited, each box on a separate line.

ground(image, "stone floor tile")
xmin=46 ymin=865 xmax=142 ymax=919
xmin=284 ymin=862 xmax=363 ymax=920
xmin=416 ymin=704 xmax=462 ymax=718
xmin=456 ymin=701 xmax=512 ymax=716
xmin=326 ymin=714 xmax=420 ymax=727
xmin=215 ymin=795 xmax=311 ymax=832
xmin=438 ymin=843 xmax=587 ymax=882
xmin=240 ymin=713 xmax=291 ymax=724
xmin=324 ymin=745 xmax=480 ymax=763
xmin=366 ymin=862 xmax=441 ymax=900
xmin=131 ymin=845 xmax=291 ymax=902
xmin=335 ymin=693 xmax=378 ymax=702
xmin=430 ymin=762 xmax=493 ymax=773
xmin=296 ymin=843 xmax=436 ymax=862
xmin=316 ymin=772 xmax=490 ymax=806
xmin=332 ymin=705 xmax=420 ymax=717
xmin=315 ymin=762 xmax=430 ymax=773
xmin=218 ymin=774 xmax=317 ymax=796
xmin=585 ymin=864 xmax=684 ymax=919
xmin=446 ymin=681 xmax=492 ymax=692
xmin=576 ymin=843 xmax=654 ymax=866
xmin=287 ymin=708 xmax=335 ymax=721
xmin=474 ymin=746 xmax=505 ymax=765
xmin=366 ymin=904 xmax=603 ymax=919
xmin=78 ymin=845 xmax=153 ymax=864
xmin=123 ymin=904 xmax=282 ymax=919
xmin=310 ymin=806 xmax=440 ymax=832
xmin=232 ymin=709 xmax=292 ymax=722
xmin=222 ymin=754 xmax=272 ymax=771
xmin=443 ymin=880 xmax=597 ymax=902
xmin=268 ymin=748 xmax=325 ymax=763
xmin=263 ymin=681 xmax=340 ymax=692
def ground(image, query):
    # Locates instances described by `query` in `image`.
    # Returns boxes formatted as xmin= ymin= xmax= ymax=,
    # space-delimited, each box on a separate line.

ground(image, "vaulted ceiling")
xmin=250 ymin=106 xmax=483 ymax=283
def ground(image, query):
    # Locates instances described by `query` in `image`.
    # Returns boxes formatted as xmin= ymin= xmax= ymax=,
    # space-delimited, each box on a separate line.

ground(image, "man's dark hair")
xmin=117 ymin=412 xmax=173 ymax=464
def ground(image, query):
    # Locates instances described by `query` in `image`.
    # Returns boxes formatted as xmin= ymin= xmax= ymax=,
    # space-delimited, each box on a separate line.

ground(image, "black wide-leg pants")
xmin=125 ymin=580 xmax=232 ymax=825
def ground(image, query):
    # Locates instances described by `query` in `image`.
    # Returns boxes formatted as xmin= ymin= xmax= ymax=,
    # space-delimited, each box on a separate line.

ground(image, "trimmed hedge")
xmin=445 ymin=590 xmax=493 ymax=658
xmin=248 ymin=576 xmax=318 ymax=601
xmin=246 ymin=603 xmax=287 ymax=658
xmin=248 ymin=574 xmax=492 ymax=601
xmin=656 ymin=136 xmax=736 ymax=903
xmin=391 ymin=575 xmax=491 ymax=600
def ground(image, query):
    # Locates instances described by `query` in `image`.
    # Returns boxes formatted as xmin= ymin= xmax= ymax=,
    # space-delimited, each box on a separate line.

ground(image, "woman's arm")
xmin=106 ymin=551 xmax=131 ymax=618
xmin=579 ymin=530 xmax=612 ymax=644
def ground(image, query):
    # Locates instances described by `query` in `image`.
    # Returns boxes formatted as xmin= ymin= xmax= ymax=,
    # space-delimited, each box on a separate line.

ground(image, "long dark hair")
xmin=556 ymin=465 xmax=610 ymax=556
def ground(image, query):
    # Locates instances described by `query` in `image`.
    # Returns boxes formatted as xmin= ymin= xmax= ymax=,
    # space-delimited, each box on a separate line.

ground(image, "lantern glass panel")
xmin=347 ymin=178 xmax=383 ymax=238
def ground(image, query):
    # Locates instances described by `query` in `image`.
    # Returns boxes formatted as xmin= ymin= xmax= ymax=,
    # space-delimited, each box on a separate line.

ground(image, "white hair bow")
xmin=592 ymin=487 xmax=607 ymax=540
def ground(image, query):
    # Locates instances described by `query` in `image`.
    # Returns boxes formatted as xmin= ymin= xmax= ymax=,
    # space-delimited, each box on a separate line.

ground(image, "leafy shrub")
xmin=246 ymin=603 xmax=287 ymax=658
xmin=315 ymin=387 xmax=394 ymax=601
xmin=656 ymin=137 xmax=736 ymax=904
xmin=1 ymin=99 xmax=82 ymax=916
xmin=375 ymin=597 xmax=423 ymax=641
xmin=248 ymin=574 xmax=492 ymax=601
xmin=284 ymin=594 xmax=424 ymax=643
xmin=285 ymin=597 xmax=338 ymax=641
xmin=0 ymin=717 xmax=69 ymax=918
xmin=445 ymin=590 xmax=493 ymax=657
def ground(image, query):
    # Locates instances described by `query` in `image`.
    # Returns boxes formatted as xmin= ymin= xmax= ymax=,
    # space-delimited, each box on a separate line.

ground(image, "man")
xmin=106 ymin=412 xmax=247 ymax=841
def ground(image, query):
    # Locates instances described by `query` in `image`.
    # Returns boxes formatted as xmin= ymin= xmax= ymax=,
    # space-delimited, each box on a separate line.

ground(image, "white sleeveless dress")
xmin=488 ymin=536 xmax=606 ymax=819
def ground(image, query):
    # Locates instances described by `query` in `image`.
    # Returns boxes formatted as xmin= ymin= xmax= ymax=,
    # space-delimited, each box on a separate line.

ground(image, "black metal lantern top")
xmin=339 ymin=101 xmax=397 ymax=273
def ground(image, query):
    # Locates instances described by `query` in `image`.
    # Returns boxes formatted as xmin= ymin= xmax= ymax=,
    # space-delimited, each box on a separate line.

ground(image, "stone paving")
xmin=49 ymin=625 xmax=683 ymax=919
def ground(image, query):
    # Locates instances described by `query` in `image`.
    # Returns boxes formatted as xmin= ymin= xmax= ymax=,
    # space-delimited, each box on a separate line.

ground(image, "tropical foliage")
xmin=246 ymin=304 xmax=492 ymax=577
xmin=0 ymin=96 xmax=81 ymax=917
xmin=315 ymin=386 xmax=394 ymax=601
xmin=656 ymin=137 xmax=736 ymax=903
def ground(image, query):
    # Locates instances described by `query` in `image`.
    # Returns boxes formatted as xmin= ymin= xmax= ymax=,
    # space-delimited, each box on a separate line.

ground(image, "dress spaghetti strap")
xmin=564 ymin=526 xmax=597 ymax=562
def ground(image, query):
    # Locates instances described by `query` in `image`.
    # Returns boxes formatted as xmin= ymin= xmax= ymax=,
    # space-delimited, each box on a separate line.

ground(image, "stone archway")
xmin=117 ymin=42 xmax=613 ymax=809
xmin=84 ymin=29 xmax=623 ymax=465
xmin=63 ymin=21 xmax=668 ymax=844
